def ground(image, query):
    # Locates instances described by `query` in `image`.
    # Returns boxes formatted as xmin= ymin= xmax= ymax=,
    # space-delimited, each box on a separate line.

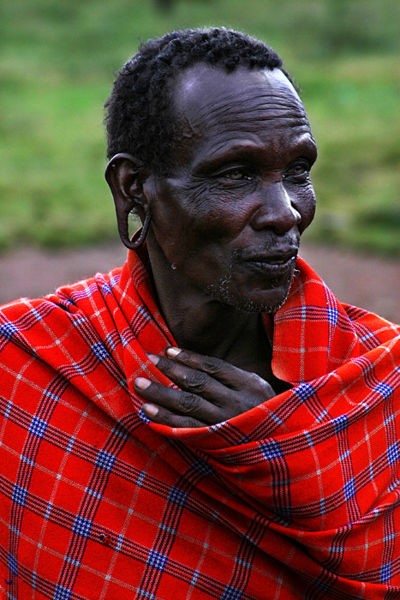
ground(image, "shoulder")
xmin=343 ymin=302 xmax=400 ymax=349
xmin=0 ymin=267 xmax=124 ymax=360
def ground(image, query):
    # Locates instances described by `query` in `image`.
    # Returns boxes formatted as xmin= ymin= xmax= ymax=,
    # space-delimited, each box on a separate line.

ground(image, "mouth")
xmin=243 ymin=251 xmax=298 ymax=274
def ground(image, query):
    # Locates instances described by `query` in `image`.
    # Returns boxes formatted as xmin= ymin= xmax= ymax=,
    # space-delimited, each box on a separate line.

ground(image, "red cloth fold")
xmin=0 ymin=251 xmax=399 ymax=599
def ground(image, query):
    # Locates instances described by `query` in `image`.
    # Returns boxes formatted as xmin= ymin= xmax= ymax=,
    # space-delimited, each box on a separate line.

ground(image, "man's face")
xmin=147 ymin=64 xmax=317 ymax=312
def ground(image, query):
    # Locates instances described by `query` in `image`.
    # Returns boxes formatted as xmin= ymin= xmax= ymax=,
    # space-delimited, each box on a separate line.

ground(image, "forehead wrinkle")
xmin=197 ymin=116 xmax=311 ymax=146
xmin=194 ymin=125 xmax=314 ymax=168
xmin=194 ymin=93 xmax=307 ymax=131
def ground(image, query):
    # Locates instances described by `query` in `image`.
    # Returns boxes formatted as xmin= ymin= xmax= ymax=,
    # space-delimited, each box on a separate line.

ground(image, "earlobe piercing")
xmin=119 ymin=209 xmax=152 ymax=250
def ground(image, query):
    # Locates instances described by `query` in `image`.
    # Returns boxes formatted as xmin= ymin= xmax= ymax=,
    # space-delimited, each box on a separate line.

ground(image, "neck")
xmin=146 ymin=239 xmax=270 ymax=365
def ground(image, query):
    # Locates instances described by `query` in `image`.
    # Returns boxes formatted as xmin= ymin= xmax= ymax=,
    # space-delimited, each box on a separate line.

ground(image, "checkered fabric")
xmin=1 ymin=249 xmax=400 ymax=599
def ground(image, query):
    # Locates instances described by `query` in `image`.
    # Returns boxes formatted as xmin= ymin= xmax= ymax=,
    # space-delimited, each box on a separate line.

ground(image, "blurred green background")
xmin=1 ymin=0 xmax=399 ymax=254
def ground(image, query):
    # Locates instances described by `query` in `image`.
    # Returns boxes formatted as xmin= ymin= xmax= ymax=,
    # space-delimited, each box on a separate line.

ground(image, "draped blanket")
xmin=1 ymin=249 xmax=400 ymax=599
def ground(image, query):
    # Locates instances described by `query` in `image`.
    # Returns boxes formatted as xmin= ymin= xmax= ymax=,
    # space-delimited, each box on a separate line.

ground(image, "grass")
xmin=0 ymin=0 xmax=399 ymax=254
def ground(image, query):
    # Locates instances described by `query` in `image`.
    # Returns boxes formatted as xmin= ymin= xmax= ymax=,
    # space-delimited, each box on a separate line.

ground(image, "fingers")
xmin=165 ymin=347 xmax=274 ymax=397
xmin=147 ymin=352 xmax=230 ymax=404
xmin=134 ymin=377 xmax=220 ymax=427
xmin=163 ymin=346 xmax=250 ymax=390
xmin=134 ymin=346 xmax=277 ymax=428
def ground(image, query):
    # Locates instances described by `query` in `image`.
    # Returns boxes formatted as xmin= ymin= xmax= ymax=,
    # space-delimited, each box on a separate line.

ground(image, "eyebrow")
xmin=192 ymin=136 xmax=318 ymax=174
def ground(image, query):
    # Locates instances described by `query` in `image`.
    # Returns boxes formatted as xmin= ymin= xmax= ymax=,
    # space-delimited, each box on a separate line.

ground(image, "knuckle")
xmin=184 ymin=371 xmax=208 ymax=393
xmin=250 ymin=372 xmax=272 ymax=392
xmin=179 ymin=392 xmax=199 ymax=413
xmin=202 ymin=356 xmax=224 ymax=375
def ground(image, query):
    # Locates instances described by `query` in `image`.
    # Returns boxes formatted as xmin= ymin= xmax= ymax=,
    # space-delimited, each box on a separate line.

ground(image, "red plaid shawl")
xmin=1 ymin=250 xmax=400 ymax=599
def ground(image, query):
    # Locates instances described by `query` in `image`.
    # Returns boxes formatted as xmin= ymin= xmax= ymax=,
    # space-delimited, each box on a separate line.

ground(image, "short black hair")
xmin=105 ymin=27 xmax=289 ymax=175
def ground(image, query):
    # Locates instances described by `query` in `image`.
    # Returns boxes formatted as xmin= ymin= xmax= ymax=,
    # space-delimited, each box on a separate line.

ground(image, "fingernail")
xmin=135 ymin=377 xmax=151 ymax=390
xmin=147 ymin=354 xmax=159 ymax=365
xmin=166 ymin=346 xmax=181 ymax=358
xmin=142 ymin=403 xmax=159 ymax=417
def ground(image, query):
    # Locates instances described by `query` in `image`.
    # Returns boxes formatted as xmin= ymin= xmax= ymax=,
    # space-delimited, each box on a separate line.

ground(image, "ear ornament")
xmin=120 ymin=209 xmax=152 ymax=251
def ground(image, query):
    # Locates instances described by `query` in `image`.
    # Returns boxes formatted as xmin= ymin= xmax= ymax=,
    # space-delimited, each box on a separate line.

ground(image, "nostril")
xmin=251 ymin=204 xmax=301 ymax=234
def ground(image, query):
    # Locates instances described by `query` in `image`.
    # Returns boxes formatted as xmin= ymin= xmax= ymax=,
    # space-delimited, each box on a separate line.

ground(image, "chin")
xmin=206 ymin=272 xmax=294 ymax=314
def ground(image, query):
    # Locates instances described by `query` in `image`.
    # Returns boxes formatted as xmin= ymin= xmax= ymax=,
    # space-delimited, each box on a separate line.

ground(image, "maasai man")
xmin=1 ymin=28 xmax=400 ymax=599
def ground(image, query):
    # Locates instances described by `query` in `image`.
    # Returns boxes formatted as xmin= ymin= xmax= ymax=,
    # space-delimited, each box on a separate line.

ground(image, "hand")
xmin=134 ymin=347 xmax=276 ymax=428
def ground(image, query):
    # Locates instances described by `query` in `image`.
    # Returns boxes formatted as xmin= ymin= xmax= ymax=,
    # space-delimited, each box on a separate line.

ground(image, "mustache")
xmin=232 ymin=234 xmax=300 ymax=261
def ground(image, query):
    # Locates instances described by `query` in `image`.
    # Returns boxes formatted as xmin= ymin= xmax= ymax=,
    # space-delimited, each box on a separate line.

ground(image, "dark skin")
xmin=106 ymin=64 xmax=317 ymax=428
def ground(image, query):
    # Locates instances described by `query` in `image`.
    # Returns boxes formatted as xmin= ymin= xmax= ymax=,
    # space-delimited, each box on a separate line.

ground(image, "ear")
xmin=105 ymin=153 xmax=150 ymax=248
xmin=105 ymin=152 xmax=148 ymax=215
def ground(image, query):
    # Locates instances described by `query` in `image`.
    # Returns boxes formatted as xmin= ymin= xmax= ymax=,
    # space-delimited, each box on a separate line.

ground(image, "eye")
xmin=283 ymin=161 xmax=311 ymax=182
xmin=221 ymin=168 xmax=254 ymax=181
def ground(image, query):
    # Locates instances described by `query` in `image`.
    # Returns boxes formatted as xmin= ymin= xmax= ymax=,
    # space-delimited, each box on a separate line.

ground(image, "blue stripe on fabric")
xmin=72 ymin=515 xmax=92 ymax=539
xmin=375 ymin=382 xmax=393 ymax=399
xmin=159 ymin=523 xmax=177 ymax=536
xmin=333 ymin=414 xmax=348 ymax=434
xmin=31 ymin=308 xmax=44 ymax=322
xmin=44 ymin=502 xmax=53 ymax=520
xmin=340 ymin=450 xmax=351 ymax=462
xmin=268 ymin=411 xmax=284 ymax=427
xmin=105 ymin=332 xmax=117 ymax=350
xmin=72 ymin=364 xmax=84 ymax=376
xmin=9 ymin=525 xmax=20 ymax=536
xmin=138 ymin=408 xmax=151 ymax=423
xmin=12 ymin=484 xmax=28 ymax=507
xmin=319 ymin=498 xmax=326 ymax=515
xmin=304 ymin=431 xmax=314 ymax=447
xmin=85 ymin=487 xmax=103 ymax=501
xmin=72 ymin=316 xmax=86 ymax=327
xmin=43 ymin=390 xmax=60 ymax=402
xmin=95 ymin=449 xmax=116 ymax=472
xmin=327 ymin=307 xmax=339 ymax=325
xmin=146 ymin=549 xmax=167 ymax=571
xmin=387 ymin=442 xmax=400 ymax=466
xmin=193 ymin=459 xmax=213 ymax=476
xmin=138 ymin=306 xmax=152 ymax=323
xmin=316 ymin=408 xmax=329 ymax=423
xmin=20 ymin=454 xmax=35 ymax=467
xmin=91 ymin=342 xmax=109 ymax=361
xmin=136 ymin=471 xmax=146 ymax=487
xmin=29 ymin=416 xmax=48 ymax=439
xmin=168 ymin=487 xmax=187 ymax=506
xmin=380 ymin=562 xmax=392 ymax=583
xmin=221 ymin=585 xmax=243 ymax=599
xmin=260 ymin=439 xmax=283 ymax=460
xmin=0 ymin=322 xmax=18 ymax=340
xmin=112 ymin=425 xmax=128 ymax=440
xmin=136 ymin=590 xmax=155 ymax=599
xmin=295 ymin=382 xmax=316 ymax=403
xmin=4 ymin=401 xmax=13 ymax=419
xmin=65 ymin=555 xmax=81 ymax=568
xmin=53 ymin=584 xmax=72 ymax=600
xmin=116 ymin=534 xmax=124 ymax=552
xmin=344 ymin=478 xmax=356 ymax=501
xmin=66 ymin=437 xmax=75 ymax=453
xmin=8 ymin=553 xmax=18 ymax=576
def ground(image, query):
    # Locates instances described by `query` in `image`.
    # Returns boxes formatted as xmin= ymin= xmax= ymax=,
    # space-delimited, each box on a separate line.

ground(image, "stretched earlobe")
xmin=105 ymin=153 xmax=152 ymax=250
xmin=118 ymin=207 xmax=152 ymax=251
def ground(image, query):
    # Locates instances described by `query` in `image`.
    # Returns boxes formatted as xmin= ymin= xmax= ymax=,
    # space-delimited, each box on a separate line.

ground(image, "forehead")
xmin=171 ymin=64 xmax=312 ymax=165
xmin=175 ymin=63 xmax=302 ymax=110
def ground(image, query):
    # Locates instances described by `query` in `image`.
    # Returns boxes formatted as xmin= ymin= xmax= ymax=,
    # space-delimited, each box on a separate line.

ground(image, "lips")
xmin=242 ymin=249 xmax=298 ymax=275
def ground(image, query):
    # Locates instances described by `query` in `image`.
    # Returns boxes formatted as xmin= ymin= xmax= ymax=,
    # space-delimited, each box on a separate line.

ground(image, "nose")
xmin=251 ymin=182 xmax=301 ymax=235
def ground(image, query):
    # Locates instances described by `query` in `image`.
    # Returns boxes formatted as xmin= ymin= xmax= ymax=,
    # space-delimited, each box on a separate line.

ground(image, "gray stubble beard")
xmin=205 ymin=267 xmax=295 ymax=314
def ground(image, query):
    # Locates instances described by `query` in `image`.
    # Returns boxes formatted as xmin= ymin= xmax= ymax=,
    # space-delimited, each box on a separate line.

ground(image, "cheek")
xmin=181 ymin=184 xmax=252 ymax=240
xmin=294 ymin=185 xmax=316 ymax=233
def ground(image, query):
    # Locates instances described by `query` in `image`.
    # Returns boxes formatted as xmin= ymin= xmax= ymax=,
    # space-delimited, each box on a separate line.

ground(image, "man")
xmin=1 ymin=27 xmax=399 ymax=599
